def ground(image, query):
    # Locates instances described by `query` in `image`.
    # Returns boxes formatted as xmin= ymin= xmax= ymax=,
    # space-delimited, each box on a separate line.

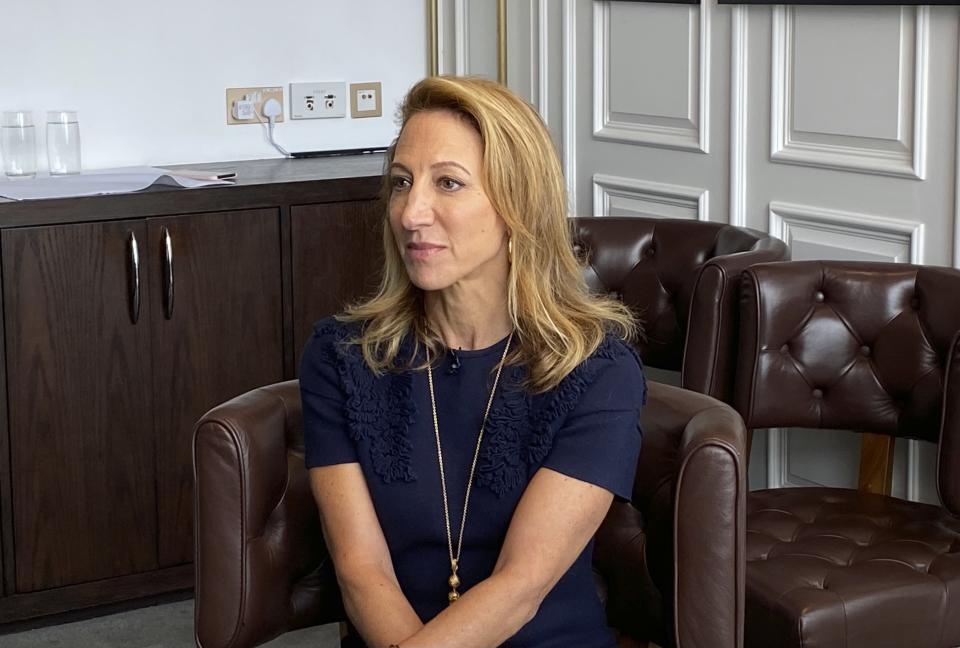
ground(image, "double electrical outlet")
xmin=226 ymin=81 xmax=382 ymax=125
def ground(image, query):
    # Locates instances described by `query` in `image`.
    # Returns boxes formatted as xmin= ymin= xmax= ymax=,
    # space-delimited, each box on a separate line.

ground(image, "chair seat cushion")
xmin=746 ymin=487 xmax=960 ymax=648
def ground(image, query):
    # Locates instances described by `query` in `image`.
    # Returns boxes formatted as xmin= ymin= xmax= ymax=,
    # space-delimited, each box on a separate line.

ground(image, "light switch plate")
xmin=350 ymin=82 xmax=382 ymax=118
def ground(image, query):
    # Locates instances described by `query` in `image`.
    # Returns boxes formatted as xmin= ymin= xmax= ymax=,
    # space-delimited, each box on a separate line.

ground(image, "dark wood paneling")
xmin=0 ymin=564 xmax=192 ymax=625
xmin=150 ymin=209 xmax=284 ymax=567
xmin=291 ymin=200 xmax=385 ymax=363
xmin=0 ymin=235 xmax=10 ymax=595
xmin=2 ymin=222 xmax=157 ymax=592
xmin=280 ymin=206 xmax=295 ymax=380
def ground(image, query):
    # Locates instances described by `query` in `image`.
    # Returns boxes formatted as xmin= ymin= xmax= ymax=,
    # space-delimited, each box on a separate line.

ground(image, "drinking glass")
xmin=47 ymin=111 xmax=81 ymax=175
xmin=1 ymin=111 xmax=37 ymax=178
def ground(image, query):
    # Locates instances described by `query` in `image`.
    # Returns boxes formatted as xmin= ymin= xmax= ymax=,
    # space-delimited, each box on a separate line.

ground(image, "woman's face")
xmin=388 ymin=109 xmax=508 ymax=294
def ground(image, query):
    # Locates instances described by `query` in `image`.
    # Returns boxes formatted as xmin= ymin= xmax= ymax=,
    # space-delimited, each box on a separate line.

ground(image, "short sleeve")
xmin=540 ymin=342 xmax=645 ymax=501
xmin=299 ymin=319 xmax=359 ymax=468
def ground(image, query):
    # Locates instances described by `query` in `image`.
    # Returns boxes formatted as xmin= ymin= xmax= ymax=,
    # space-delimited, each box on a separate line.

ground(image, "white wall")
xmin=1 ymin=0 xmax=427 ymax=170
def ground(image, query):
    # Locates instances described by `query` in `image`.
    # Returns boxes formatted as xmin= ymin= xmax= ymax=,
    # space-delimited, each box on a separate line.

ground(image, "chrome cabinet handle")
xmin=128 ymin=232 xmax=141 ymax=324
xmin=162 ymin=227 xmax=174 ymax=320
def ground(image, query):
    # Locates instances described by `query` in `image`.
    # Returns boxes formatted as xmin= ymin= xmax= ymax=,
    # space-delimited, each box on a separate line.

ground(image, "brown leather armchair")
xmin=193 ymin=216 xmax=772 ymax=648
xmin=570 ymin=217 xmax=789 ymax=404
xmin=735 ymin=261 xmax=960 ymax=648
xmin=194 ymin=379 xmax=747 ymax=648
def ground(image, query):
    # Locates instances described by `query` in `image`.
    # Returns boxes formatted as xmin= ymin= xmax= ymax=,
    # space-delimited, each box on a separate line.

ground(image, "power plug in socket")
xmin=290 ymin=82 xmax=346 ymax=119
xmin=225 ymin=86 xmax=284 ymax=125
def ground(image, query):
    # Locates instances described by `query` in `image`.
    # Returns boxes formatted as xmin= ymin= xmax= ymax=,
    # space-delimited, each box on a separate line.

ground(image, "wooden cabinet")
xmin=1 ymin=209 xmax=284 ymax=591
xmin=149 ymin=210 xmax=284 ymax=566
xmin=3 ymin=220 xmax=157 ymax=592
xmin=291 ymin=200 xmax=384 ymax=356
xmin=0 ymin=157 xmax=383 ymax=623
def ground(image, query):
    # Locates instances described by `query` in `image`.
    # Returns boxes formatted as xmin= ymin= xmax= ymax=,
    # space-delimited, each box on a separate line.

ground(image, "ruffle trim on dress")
xmin=477 ymin=335 xmax=644 ymax=497
xmin=317 ymin=319 xmax=645 ymax=494
xmin=315 ymin=319 xmax=417 ymax=483
xmin=475 ymin=369 xmax=532 ymax=496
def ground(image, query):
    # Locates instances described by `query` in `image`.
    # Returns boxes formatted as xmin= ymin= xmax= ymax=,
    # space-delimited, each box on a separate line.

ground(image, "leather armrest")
xmin=634 ymin=382 xmax=747 ymax=648
xmin=939 ymin=331 xmax=960 ymax=515
xmin=594 ymin=501 xmax=666 ymax=644
xmin=194 ymin=380 xmax=341 ymax=648
xmin=682 ymin=237 xmax=789 ymax=403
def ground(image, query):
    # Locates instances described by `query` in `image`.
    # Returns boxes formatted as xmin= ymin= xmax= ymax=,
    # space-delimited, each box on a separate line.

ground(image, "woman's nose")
xmin=399 ymin=184 xmax=435 ymax=229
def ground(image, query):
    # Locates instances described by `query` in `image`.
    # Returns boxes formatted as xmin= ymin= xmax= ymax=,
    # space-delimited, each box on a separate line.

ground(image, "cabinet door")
xmin=150 ymin=209 xmax=284 ymax=567
xmin=2 ymin=221 xmax=157 ymax=592
xmin=291 ymin=200 xmax=384 ymax=359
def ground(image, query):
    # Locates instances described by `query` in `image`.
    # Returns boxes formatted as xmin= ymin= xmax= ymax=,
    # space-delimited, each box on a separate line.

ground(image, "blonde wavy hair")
xmin=341 ymin=75 xmax=637 ymax=392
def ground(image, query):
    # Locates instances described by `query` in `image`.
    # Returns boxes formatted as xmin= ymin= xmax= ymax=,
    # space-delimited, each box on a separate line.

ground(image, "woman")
xmin=300 ymin=76 xmax=646 ymax=648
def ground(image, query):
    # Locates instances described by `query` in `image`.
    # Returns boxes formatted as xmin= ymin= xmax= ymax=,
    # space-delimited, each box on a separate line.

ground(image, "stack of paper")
xmin=0 ymin=166 xmax=235 ymax=201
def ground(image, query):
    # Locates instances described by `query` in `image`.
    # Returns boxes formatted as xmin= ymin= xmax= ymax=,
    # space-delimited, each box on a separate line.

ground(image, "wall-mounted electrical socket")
xmin=290 ymin=81 xmax=346 ymax=119
xmin=225 ymin=86 xmax=284 ymax=125
xmin=350 ymin=82 xmax=382 ymax=118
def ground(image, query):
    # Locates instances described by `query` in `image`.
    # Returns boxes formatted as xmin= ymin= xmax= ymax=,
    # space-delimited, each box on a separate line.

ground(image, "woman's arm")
xmin=395 ymin=466 xmax=614 ymax=648
xmin=309 ymin=463 xmax=424 ymax=645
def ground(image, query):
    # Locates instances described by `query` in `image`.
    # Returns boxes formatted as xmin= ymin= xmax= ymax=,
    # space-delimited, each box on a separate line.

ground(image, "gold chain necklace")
xmin=427 ymin=332 xmax=513 ymax=604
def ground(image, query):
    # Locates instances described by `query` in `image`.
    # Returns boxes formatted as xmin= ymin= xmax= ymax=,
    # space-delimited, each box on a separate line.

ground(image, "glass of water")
xmin=1 ymin=111 xmax=37 ymax=179
xmin=47 ymin=111 xmax=81 ymax=175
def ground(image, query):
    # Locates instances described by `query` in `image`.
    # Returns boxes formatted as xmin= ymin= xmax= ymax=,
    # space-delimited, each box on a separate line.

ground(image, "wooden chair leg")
xmin=858 ymin=432 xmax=895 ymax=495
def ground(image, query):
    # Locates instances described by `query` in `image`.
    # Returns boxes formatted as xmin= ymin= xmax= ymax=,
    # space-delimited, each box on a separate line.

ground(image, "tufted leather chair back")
xmin=570 ymin=217 xmax=788 ymax=403
xmin=736 ymin=261 xmax=960 ymax=648
xmin=735 ymin=261 xmax=960 ymax=512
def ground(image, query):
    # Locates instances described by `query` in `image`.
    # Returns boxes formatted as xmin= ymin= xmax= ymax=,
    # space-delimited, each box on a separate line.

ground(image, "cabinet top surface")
xmin=0 ymin=155 xmax=385 ymax=227
xmin=164 ymin=154 xmax=385 ymax=186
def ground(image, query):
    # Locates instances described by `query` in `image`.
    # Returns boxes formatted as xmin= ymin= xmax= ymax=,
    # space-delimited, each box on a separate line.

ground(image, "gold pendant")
xmin=447 ymin=559 xmax=461 ymax=603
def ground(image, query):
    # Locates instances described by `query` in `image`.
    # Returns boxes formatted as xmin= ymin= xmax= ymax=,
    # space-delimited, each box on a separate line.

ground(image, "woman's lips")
xmin=406 ymin=242 xmax=445 ymax=261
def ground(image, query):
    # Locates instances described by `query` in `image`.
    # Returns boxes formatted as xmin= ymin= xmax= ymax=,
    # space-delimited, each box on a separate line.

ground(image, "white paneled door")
xmin=440 ymin=0 xmax=960 ymax=500
xmin=566 ymin=0 xmax=958 ymax=499
xmin=575 ymin=0 xmax=727 ymax=221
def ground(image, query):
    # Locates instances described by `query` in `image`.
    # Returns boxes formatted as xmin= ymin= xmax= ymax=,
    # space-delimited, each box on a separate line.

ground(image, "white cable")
xmin=254 ymin=101 xmax=292 ymax=158
xmin=267 ymin=118 xmax=291 ymax=157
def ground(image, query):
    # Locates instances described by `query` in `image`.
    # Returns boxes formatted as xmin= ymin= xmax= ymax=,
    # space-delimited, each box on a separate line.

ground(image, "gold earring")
xmin=508 ymin=237 xmax=513 ymax=260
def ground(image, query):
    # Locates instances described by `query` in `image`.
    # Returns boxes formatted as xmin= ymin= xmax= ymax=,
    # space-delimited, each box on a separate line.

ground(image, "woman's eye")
xmin=438 ymin=177 xmax=463 ymax=191
xmin=390 ymin=176 xmax=411 ymax=191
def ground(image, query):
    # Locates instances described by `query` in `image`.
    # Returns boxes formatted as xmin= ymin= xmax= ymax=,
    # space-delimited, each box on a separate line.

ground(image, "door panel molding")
xmin=563 ymin=0 xmax=577 ymax=210
xmin=592 ymin=0 xmax=710 ymax=152
xmin=770 ymin=6 xmax=929 ymax=179
xmin=767 ymin=430 xmax=852 ymax=489
xmin=730 ymin=5 xmax=749 ymax=227
xmin=769 ymin=201 xmax=924 ymax=264
xmin=955 ymin=23 xmax=960 ymax=270
xmin=593 ymin=173 xmax=709 ymax=220
xmin=907 ymin=441 xmax=922 ymax=501
xmin=454 ymin=0 xmax=469 ymax=74
xmin=435 ymin=0 xmax=454 ymax=75
xmin=536 ymin=0 xmax=548 ymax=113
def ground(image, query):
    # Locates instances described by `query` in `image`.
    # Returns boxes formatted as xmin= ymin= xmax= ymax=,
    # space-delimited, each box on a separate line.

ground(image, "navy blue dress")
xmin=300 ymin=317 xmax=646 ymax=648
